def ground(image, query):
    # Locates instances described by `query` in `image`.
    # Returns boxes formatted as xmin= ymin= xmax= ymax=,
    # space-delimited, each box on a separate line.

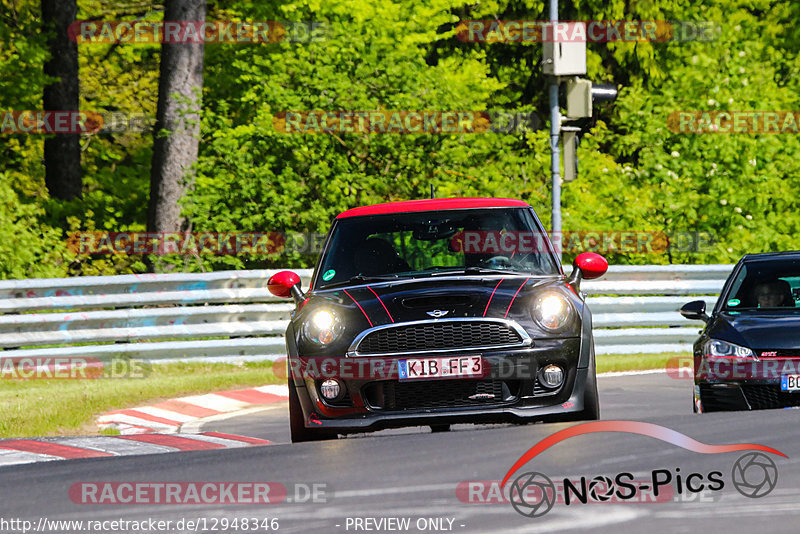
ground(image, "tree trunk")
xmin=147 ymin=0 xmax=206 ymax=235
xmin=41 ymin=0 xmax=82 ymax=200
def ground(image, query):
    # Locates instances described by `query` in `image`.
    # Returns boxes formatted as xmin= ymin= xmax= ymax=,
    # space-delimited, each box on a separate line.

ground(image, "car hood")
xmin=313 ymin=275 xmax=564 ymax=325
xmin=711 ymin=312 xmax=800 ymax=350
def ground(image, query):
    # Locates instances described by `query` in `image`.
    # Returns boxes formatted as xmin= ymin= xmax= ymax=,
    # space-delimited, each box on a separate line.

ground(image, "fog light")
xmin=320 ymin=379 xmax=342 ymax=401
xmin=541 ymin=365 xmax=564 ymax=388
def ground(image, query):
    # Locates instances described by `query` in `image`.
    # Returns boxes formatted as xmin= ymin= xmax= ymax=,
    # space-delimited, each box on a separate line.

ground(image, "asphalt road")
xmin=3 ymin=372 xmax=799 ymax=534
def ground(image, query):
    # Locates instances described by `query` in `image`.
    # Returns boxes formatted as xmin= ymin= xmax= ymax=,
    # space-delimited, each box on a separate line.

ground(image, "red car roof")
xmin=336 ymin=197 xmax=530 ymax=219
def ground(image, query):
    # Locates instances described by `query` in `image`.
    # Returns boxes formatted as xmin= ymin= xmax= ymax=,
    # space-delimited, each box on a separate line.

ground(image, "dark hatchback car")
xmin=268 ymin=198 xmax=608 ymax=442
xmin=681 ymin=251 xmax=800 ymax=412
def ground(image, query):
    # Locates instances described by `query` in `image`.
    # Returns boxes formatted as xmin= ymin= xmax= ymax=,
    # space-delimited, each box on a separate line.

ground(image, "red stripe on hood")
xmin=343 ymin=289 xmax=373 ymax=327
xmin=483 ymin=278 xmax=505 ymax=317
xmin=504 ymin=278 xmax=530 ymax=318
xmin=366 ymin=285 xmax=394 ymax=323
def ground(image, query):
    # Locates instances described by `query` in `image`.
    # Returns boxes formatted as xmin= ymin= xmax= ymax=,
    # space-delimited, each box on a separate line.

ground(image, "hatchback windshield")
xmin=315 ymin=208 xmax=560 ymax=289
xmin=723 ymin=258 xmax=800 ymax=310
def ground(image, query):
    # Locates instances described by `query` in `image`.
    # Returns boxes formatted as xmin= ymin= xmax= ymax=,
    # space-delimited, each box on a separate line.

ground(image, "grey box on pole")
xmin=542 ymin=23 xmax=587 ymax=76
xmin=566 ymin=78 xmax=593 ymax=118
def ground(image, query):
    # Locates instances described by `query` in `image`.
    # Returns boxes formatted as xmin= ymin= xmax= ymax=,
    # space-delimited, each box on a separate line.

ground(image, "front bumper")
xmin=695 ymin=356 xmax=800 ymax=411
xmin=292 ymin=338 xmax=587 ymax=431
xmin=697 ymin=381 xmax=800 ymax=411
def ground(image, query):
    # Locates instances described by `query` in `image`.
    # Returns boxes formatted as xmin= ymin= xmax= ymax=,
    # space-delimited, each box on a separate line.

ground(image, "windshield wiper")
xmin=322 ymin=274 xmax=400 ymax=288
xmin=428 ymin=267 xmax=531 ymax=277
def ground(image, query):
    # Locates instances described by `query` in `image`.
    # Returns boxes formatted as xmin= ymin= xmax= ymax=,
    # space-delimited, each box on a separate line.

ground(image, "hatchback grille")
xmin=354 ymin=320 xmax=524 ymax=355
xmin=701 ymin=384 xmax=800 ymax=411
xmin=741 ymin=385 xmax=800 ymax=410
xmin=363 ymin=379 xmax=520 ymax=411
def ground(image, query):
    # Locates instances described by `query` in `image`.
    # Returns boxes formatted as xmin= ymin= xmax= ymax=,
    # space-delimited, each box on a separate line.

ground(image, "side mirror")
xmin=567 ymin=252 xmax=608 ymax=291
xmin=680 ymin=300 xmax=709 ymax=323
xmin=268 ymin=270 xmax=305 ymax=304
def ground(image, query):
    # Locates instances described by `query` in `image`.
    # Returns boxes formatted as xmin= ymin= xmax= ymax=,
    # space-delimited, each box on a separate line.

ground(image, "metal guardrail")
xmin=576 ymin=265 xmax=729 ymax=354
xmin=0 ymin=265 xmax=732 ymax=361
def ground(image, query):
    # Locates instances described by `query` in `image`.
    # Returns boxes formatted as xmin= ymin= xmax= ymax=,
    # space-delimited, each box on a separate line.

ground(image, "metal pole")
xmin=548 ymin=0 xmax=562 ymax=261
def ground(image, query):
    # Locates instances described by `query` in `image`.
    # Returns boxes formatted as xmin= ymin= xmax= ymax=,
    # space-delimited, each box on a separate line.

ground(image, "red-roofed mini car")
xmin=269 ymin=198 xmax=608 ymax=442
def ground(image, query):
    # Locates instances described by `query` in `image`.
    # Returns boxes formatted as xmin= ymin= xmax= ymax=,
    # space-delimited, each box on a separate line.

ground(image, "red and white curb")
xmin=97 ymin=385 xmax=289 ymax=435
xmin=0 ymin=432 xmax=271 ymax=467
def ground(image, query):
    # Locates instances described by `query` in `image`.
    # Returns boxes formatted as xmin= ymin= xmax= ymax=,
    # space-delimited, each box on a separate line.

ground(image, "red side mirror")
xmin=573 ymin=252 xmax=608 ymax=280
xmin=268 ymin=270 xmax=302 ymax=298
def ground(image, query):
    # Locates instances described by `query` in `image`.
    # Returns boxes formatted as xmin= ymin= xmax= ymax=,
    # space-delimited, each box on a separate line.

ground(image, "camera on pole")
xmin=561 ymin=78 xmax=618 ymax=181
xmin=565 ymin=78 xmax=618 ymax=119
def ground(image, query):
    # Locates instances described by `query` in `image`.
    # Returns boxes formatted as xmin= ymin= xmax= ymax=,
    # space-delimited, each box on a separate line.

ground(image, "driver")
xmin=753 ymin=279 xmax=794 ymax=308
xmin=353 ymin=237 xmax=410 ymax=275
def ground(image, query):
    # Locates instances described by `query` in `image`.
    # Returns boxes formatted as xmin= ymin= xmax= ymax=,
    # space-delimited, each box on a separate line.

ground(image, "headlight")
xmin=533 ymin=292 xmax=572 ymax=332
xmin=303 ymin=308 xmax=343 ymax=346
xmin=704 ymin=339 xmax=755 ymax=359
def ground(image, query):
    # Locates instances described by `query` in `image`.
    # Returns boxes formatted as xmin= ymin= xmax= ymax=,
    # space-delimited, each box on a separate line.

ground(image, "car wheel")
xmin=289 ymin=381 xmax=336 ymax=443
xmin=430 ymin=424 xmax=451 ymax=433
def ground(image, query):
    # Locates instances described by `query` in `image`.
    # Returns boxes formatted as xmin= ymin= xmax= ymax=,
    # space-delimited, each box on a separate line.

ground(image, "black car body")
xmin=268 ymin=198 xmax=608 ymax=442
xmin=681 ymin=251 xmax=800 ymax=412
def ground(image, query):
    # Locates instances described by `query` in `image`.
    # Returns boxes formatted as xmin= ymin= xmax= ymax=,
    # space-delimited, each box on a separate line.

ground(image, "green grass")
xmin=0 ymin=361 xmax=282 ymax=438
xmin=596 ymin=352 xmax=691 ymax=374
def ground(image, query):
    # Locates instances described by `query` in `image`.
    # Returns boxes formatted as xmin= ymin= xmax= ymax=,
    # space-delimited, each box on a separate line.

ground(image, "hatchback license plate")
xmin=781 ymin=374 xmax=800 ymax=391
xmin=399 ymin=356 xmax=482 ymax=380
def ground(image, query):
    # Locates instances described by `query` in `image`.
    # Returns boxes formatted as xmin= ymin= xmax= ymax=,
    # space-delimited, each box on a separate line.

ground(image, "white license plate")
xmin=398 ymin=356 xmax=482 ymax=380
xmin=781 ymin=374 xmax=800 ymax=391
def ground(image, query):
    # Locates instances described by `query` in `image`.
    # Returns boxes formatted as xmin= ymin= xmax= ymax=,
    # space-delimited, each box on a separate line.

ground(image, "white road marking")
xmin=176 ymin=393 xmax=252 ymax=412
xmin=0 ymin=449 xmax=61 ymax=466
xmin=49 ymin=436 xmax=176 ymax=456
xmin=254 ymin=385 xmax=290 ymax=397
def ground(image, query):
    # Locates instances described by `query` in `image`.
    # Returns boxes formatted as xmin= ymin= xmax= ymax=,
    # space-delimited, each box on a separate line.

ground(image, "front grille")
xmin=741 ymin=384 xmax=800 ymax=410
xmin=354 ymin=320 xmax=524 ymax=355
xmin=363 ymin=379 xmax=520 ymax=411
xmin=699 ymin=385 xmax=748 ymax=412
xmin=701 ymin=384 xmax=800 ymax=411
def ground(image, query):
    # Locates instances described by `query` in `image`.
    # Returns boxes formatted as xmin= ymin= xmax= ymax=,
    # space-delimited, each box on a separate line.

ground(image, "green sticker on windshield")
xmin=323 ymin=269 xmax=336 ymax=281
xmin=727 ymin=299 xmax=740 ymax=307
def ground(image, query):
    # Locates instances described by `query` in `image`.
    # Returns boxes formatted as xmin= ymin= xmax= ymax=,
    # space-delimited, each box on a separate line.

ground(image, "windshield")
xmin=314 ymin=207 xmax=560 ymax=289
xmin=723 ymin=258 xmax=800 ymax=311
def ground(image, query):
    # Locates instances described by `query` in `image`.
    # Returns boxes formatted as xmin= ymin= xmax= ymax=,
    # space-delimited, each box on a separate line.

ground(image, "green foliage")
xmin=1 ymin=0 xmax=800 ymax=276
xmin=0 ymin=174 xmax=74 ymax=278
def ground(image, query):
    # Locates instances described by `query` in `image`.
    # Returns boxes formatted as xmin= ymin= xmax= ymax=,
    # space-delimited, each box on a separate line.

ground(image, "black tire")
xmin=430 ymin=424 xmax=451 ymax=433
xmin=289 ymin=381 xmax=336 ymax=443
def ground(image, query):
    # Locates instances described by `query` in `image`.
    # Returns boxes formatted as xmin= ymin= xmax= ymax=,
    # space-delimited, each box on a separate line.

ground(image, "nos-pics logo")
xmin=502 ymin=421 xmax=784 ymax=518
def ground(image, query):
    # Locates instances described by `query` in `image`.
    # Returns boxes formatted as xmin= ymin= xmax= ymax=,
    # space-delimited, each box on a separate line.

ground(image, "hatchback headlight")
xmin=533 ymin=292 xmax=572 ymax=332
xmin=303 ymin=308 xmax=343 ymax=346
xmin=704 ymin=339 xmax=755 ymax=359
